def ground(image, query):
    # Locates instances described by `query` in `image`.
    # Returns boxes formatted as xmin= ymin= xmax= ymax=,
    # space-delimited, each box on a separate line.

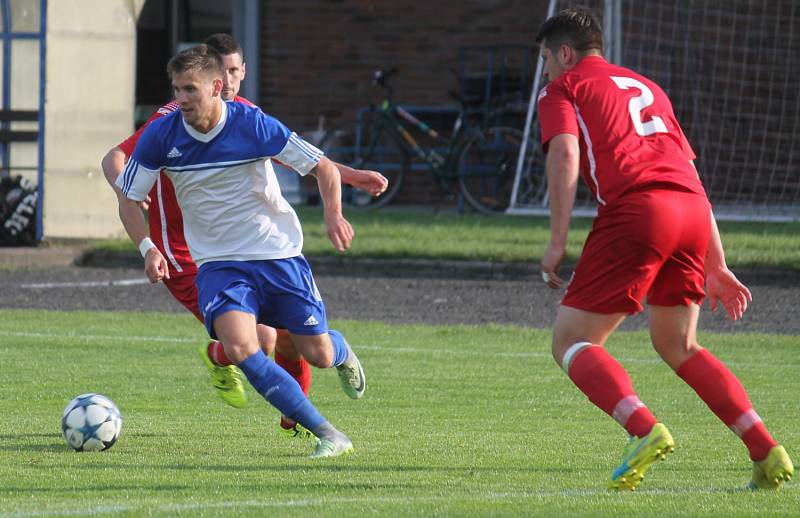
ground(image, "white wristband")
xmin=138 ymin=237 xmax=156 ymax=258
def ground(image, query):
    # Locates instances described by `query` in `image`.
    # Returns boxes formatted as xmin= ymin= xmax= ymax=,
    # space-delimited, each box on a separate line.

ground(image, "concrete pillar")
xmin=43 ymin=0 xmax=142 ymax=239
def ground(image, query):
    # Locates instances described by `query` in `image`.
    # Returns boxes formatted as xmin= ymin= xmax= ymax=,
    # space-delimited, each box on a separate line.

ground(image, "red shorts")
xmin=163 ymin=273 xmax=203 ymax=323
xmin=562 ymin=189 xmax=711 ymax=314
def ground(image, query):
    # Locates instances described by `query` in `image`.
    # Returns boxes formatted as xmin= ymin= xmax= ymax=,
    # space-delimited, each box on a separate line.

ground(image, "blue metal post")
xmin=36 ymin=0 xmax=46 ymax=241
xmin=1 ymin=0 xmax=10 ymax=177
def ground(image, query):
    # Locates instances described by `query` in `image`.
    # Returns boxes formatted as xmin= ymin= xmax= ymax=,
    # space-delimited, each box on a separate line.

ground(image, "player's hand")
xmin=540 ymin=242 xmax=566 ymax=289
xmin=144 ymin=248 xmax=170 ymax=283
xmin=352 ymin=170 xmax=388 ymax=197
xmin=137 ymin=194 xmax=152 ymax=211
xmin=324 ymin=210 xmax=354 ymax=252
xmin=706 ymin=267 xmax=751 ymax=321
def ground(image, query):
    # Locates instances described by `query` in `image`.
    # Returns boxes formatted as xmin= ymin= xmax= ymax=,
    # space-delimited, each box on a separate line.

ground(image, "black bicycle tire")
xmin=457 ymin=126 xmax=537 ymax=215
xmin=317 ymin=119 xmax=407 ymax=209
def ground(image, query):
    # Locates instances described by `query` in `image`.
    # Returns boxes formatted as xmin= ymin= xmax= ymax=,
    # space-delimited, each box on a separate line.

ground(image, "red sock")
xmin=567 ymin=344 xmax=657 ymax=438
xmin=207 ymin=341 xmax=234 ymax=366
xmin=676 ymin=348 xmax=777 ymax=461
xmin=275 ymin=351 xmax=312 ymax=395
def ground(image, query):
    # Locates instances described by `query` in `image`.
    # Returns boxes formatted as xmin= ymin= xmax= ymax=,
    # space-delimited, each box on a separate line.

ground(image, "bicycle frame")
xmin=363 ymin=100 xmax=474 ymax=179
xmin=320 ymin=68 xmax=530 ymax=213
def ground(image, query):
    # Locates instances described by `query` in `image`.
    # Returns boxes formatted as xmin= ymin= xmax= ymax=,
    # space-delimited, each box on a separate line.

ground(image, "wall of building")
xmin=259 ymin=0 xmax=543 ymax=204
xmin=43 ymin=0 xmax=144 ymax=239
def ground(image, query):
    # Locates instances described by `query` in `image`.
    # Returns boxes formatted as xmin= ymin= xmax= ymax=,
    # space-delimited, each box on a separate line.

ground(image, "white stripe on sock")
xmin=561 ymin=341 xmax=593 ymax=373
xmin=612 ymin=395 xmax=646 ymax=427
xmin=729 ymin=408 xmax=762 ymax=437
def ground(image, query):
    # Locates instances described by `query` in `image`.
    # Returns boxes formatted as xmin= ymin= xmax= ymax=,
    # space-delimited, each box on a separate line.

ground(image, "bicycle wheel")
xmin=317 ymin=117 xmax=407 ymax=209
xmin=457 ymin=126 xmax=543 ymax=214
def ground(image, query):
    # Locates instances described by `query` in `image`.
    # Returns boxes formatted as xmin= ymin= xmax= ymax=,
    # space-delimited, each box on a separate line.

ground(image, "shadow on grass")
xmin=0 ymin=433 xmax=67 ymax=452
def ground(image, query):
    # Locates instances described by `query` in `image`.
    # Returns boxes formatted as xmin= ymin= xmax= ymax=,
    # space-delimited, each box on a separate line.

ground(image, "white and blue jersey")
xmin=116 ymin=99 xmax=323 ymax=266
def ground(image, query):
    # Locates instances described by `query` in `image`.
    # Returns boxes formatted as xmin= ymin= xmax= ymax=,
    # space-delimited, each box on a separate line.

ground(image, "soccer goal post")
xmin=508 ymin=0 xmax=800 ymax=222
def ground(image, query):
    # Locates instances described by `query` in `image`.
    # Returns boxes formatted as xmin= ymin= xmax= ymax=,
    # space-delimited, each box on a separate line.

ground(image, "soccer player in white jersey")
xmin=103 ymin=33 xmax=386 ymax=440
xmin=116 ymin=44 xmax=363 ymax=458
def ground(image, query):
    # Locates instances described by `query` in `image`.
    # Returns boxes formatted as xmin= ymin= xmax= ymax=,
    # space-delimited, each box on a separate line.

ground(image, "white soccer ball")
xmin=61 ymin=393 xmax=122 ymax=452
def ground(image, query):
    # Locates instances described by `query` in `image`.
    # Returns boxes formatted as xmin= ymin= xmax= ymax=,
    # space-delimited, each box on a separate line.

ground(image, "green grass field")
xmin=90 ymin=207 xmax=800 ymax=271
xmin=1 ymin=309 xmax=797 ymax=516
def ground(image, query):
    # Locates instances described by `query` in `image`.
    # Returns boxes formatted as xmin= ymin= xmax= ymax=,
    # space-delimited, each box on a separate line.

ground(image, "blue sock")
xmin=238 ymin=350 xmax=325 ymax=431
xmin=328 ymin=329 xmax=351 ymax=368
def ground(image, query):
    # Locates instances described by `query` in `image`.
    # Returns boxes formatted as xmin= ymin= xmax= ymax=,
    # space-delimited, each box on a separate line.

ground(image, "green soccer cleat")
xmin=748 ymin=445 xmax=794 ymax=490
xmin=279 ymin=418 xmax=314 ymax=440
xmin=336 ymin=349 xmax=366 ymax=400
xmin=609 ymin=422 xmax=675 ymax=491
xmin=198 ymin=345 xmax=247 ymax=409
xmin=309 ymin=436 xmax=354 ymax=459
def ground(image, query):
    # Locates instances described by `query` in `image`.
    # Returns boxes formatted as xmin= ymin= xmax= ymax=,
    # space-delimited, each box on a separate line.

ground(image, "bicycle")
xmin=316 ymin=68 xmax=541 ymax=214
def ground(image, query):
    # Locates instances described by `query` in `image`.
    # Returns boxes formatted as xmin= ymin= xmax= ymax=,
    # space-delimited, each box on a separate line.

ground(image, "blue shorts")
xmin=196 ymin=256 xmax=328 ymax=339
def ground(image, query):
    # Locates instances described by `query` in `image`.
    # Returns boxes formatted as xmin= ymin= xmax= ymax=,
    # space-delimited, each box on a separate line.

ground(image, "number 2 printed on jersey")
xmin=610 ymin=76 xmax=668 ymax=137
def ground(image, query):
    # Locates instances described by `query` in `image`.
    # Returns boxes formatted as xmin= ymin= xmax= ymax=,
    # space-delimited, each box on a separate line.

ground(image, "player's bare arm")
xmin=114 ymin=193 xmax=170 ymax=284
xmin=305 ymin=160 xmax=387 ymax=197
xmin=101 ymin=146 xmax=151 ymax=210
xmin=336 ymin=163 xmax=388 ymax=196
xmin=101 ymin=146 xmax=168 ymax=282
xmin=705 ymin=210 xmax=751 ymax=321
xmin=312 ymin=156 xmax=354 ymax=252
xmin=688 ymin=160 xmax=750 ymax=319
xmin=541 ymin=133 xmax=580 ymax=289
xmin=104 ymin=147 xmax=169 ymax=284
xmin=101 ymin=147 xmax=149 ymax=243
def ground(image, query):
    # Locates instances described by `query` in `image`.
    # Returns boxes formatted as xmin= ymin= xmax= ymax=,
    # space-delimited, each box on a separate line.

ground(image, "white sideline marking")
xmin=0 ymin=330 xmax=769 ymax=366
xmin=1 ymin=329 xmax=790 ymax=367
xmin=0 ymin=330 xmax=197 ymax=344
xmin=20 ymin=278 xmax=149 ymax=289
xmin=8 ymin=484 xmax=798 ymax=517
xmin=0 ymin=329 xmax=612 ymax=361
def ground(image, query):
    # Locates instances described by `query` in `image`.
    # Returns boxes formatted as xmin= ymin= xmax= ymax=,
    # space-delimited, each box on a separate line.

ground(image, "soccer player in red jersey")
xmin=101 ymin=34 xmax=387 ymax=436
xmin=535 ymin=8 xmax=793 ymax=490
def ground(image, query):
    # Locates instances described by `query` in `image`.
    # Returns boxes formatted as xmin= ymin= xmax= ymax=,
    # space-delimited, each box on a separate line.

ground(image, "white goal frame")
xmin=508 ymin=0 xmax=800 ymax=222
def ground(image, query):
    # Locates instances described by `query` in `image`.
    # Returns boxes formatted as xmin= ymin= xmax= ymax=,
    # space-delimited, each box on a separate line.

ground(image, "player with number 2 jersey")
xmin=535 ymin=7 xmax=792 ymax=492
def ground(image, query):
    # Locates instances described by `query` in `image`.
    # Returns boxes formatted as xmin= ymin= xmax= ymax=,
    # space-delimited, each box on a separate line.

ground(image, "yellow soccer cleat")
xmin=748 ymin=445 xmax=794 ymax=490
xmin=279 ymin=418 xmax=315 ymax=440
xmin=609 ymin=422 xmax=675 ymax=491
xmin=198 ymin=345 xmax=247 ymax=409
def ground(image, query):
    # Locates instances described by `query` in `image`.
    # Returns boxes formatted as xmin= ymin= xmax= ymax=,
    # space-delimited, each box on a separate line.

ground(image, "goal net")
xmin=509 ymin=0 xmax=800 ymax=221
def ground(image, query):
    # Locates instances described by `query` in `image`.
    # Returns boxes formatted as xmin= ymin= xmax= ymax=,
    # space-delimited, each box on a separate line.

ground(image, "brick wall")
xmin=258 ymin=0 xmax=545 ymax=205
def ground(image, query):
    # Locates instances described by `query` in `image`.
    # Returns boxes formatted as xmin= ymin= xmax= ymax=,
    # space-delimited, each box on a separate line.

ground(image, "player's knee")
xmin=654 ymin=340 xmax=702 ymax=370
xmin=222 ymin=340 xmax=258 ymax=364
xmin=678 ymin=343 xmax=703 ymax=367
xmin=275 ymin=333 xmax=301 ymax=361
xmin=551 ymin=338 xmax=563 ymax=365
xmin=303 ymin=348 xmax=333 ymax=368
xmin=274 ymin=329 xmax=294 ymax=350
xmin=290 ymin=333 xmax=333 ymax=368
xmin=256 ymin=324 xmax=277 ymax=355
xmin=551 ymin=327 xmax=576 ymax=365
xmin=552 ymin=339 xmax=595 ymax=373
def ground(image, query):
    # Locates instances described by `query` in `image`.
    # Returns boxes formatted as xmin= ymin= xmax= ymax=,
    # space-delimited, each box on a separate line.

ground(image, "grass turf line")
xmin=0 ymin=309 xmax=797 ymax=517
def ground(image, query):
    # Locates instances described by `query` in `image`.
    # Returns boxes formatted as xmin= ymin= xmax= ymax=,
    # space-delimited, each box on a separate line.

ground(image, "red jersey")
xmin=537 ymin=56 xmax=705 ymax=207
xmin=117 ymin=95 xmax=255 ymax=276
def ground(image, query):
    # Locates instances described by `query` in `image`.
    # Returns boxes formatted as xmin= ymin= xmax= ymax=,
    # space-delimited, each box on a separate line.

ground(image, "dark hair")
xmin=204 ymin=33 xmax=244 ymax=61
xmin=166 ymin=44 xmax=224 ymax=78
xmin=534 ymin=7 xmax=604 ymax=54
